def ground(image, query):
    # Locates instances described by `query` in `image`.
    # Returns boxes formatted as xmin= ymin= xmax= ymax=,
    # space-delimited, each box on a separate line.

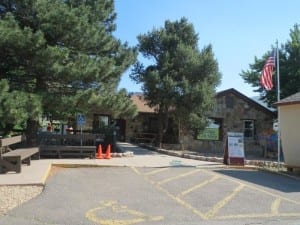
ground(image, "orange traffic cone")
xmin=104 ymin=144 xmax=111 ymax=159
xmin=96 ymin=144 xmax=103 ymax=159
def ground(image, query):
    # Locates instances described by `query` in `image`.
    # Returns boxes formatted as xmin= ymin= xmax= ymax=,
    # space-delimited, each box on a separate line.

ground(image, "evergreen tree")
xmin=240 ymin=24 xmax=300 ymax=106
xmin=131 ymin=18 xmax=221 ymax=146
xmin=0 ymin=79 xmax=42 ymax=136
xmin=0 ymin=0 xmax=137 ymax=144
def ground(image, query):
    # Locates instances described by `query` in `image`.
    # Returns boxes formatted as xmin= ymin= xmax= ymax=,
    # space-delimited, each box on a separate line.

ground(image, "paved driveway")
xmin=1 ymin=166 xmax=300 ymax=225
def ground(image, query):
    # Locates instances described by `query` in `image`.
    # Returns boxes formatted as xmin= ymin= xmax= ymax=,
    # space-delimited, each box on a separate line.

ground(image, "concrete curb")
xmin=138 ymin=143 xmax=300 ymax=179
xmin=41 ymin=164 xmax=52 ymax=185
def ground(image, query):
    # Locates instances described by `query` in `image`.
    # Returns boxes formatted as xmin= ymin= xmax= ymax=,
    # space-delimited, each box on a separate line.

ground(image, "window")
xmin=243 ymin=120 xmax=255 ymax=138
xmin=93 ymin=114 xmax=110 ymax=130
xmin=99 ymin=115 xmax=109 ymax=128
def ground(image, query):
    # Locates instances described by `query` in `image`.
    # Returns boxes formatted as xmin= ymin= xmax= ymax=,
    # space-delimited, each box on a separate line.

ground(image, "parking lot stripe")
xmin=131 ymin=167 xmax=300 ymax=221
xmin=205 ymin=183 xmax=245 ymax=219
xmin=179 ymin=175 xmax=219 ymax=197
xmin=217 ymin=212 xmax=276 ymax=220
xmin=131 ymin=167 xmax=208 ymax=220
xmin=131 ymin=166 xmax=141 ymax=175
xmin=217 ymin=212 xmax=300 ymax=220
xmin=271 ymin=198 xmax=281 ymax=215
xmin=144 ymin=168 xmax=169 ymax=176
xmin=154 ymin=180 xmax=208 ymax=220
xmin=206 ymin=169 xmax=300 ymax=206
xmin=158 ymin=169 xmax=202 ymax=185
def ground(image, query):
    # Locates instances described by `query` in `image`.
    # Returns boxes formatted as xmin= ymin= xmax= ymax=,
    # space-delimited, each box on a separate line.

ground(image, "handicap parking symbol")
xmin=77 ymin=114 xmax=86 ymax=126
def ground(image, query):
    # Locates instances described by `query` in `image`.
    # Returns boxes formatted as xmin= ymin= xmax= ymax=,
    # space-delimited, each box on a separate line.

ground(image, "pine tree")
xmin=0 ymin=0 xmax=137 ymax=144
xmin=131 ymin=18 xmax=221 ymax=146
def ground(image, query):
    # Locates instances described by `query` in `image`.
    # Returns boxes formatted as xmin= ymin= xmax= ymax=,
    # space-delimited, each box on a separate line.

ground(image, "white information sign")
xmin=227 ymin=132 xmax=245 ymax=158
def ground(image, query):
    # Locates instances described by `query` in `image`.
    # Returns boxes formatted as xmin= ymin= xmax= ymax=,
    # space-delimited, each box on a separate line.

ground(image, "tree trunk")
xmin=178 ymin=119 xmax=184 ymax=151
xmin=157 ymin=118 xmax=163 ymax=148
xmin=25 ymin=118 xmax=39 ymax=147
xmin=157 ymin=108 xmax=169 ymax=148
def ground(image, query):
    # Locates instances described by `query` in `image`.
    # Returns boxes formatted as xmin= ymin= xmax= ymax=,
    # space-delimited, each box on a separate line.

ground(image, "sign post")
xmin=226 ymin=132 xmax=245 ymax=166
xmin=77 ymin=114 xmax=86 ymax=146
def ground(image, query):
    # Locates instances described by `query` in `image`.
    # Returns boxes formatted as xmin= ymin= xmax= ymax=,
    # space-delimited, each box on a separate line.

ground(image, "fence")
xmin=38 ymin=132 xmax=110 ymax=158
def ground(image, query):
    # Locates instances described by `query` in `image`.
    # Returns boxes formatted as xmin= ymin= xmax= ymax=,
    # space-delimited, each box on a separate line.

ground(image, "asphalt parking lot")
xmin=1 ymin=166 xmax=300 ymax=225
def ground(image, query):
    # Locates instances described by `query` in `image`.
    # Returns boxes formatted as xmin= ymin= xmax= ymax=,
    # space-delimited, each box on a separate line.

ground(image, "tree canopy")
xmin=131 ymin=18 xmax=221 ymax=145
xmin=0 ymin=0 xmax=137 ymax=138
xmin=240 ymin=24 xmax=300 ymax=106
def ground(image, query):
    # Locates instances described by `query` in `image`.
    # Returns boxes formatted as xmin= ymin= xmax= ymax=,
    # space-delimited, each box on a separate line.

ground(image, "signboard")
xmin=197 ymin=119 xmax=220 ymax=140
xmin=197 ymin=128 xmax=219 ymax=140
xmin=226 ymin=132 xmax=245 ymax=165
xmin=77 ymin=114 xmax=86 ymax=127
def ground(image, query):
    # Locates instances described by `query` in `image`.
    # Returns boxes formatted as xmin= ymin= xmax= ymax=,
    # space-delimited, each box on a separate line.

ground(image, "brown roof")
xmin=131 ymin=88 xmax=276 ymax=116
xmin=275 ymin=92 xmax=300 ymax=106
xmin=130 ymin=95 xmax=157 ymax=113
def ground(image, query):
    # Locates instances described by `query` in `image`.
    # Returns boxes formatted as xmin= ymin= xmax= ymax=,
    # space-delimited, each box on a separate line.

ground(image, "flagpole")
xmin=276 ymin=40 xmax=281 ymax=169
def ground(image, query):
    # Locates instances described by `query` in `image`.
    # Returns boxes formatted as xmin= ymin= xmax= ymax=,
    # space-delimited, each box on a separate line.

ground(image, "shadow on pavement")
xmin=214 ymin=169 xmax=300 ymax=193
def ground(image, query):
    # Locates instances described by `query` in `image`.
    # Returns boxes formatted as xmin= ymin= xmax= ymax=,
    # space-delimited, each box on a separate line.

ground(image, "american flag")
xmin=260 ymin=51 xmax=275 ymax=90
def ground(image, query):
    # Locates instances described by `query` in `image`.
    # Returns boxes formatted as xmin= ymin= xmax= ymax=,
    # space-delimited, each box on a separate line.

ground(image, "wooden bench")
xmin=38 ymin=133 xmax=99 ymax=158
xmin=0 ymin=135 xmax=40 ymax=173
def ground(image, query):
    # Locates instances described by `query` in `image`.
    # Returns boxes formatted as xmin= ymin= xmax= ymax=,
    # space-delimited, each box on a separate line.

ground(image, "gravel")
xmin=0 ymin=185 xmax=43 ymax=216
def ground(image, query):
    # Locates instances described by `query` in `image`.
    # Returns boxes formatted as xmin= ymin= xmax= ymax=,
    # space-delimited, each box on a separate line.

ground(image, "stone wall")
xmin=179 ymin=92 xmax=275 ymax=157
xmin=210 ymin=92 xmax=274 ymax=135
xmin=162 ymin=139 xmax=265 ymax=158
xmin=125 ymin=90 xmax=275 ymax=158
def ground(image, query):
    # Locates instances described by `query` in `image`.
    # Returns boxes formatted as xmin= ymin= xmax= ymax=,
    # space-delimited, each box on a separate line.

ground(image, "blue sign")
xmin=77 ymin=114 xmax=86 ymax=127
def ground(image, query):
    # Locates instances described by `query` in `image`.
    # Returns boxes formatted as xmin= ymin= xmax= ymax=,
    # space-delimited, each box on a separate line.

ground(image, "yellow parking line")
xmin=217 ymin=212 xmax=300 ymax=220
xmin=271 ymin=198 xmax=281 ymax=215
xmin=131 ymin=167 xmax=208 ymax=220
xmin=154 ymin=181 xmax=208 ymax=220
xmin=217 ymin=212 xmax=275 ymax=220
xmin=204 ymin=169 xmax=300 ymax=205
xmin=277 ymin=212 xmax=300 ymax=217
xmin=131 ymin=167 xmax=141 ymax=175
xmin=247 ymin=184 xmax=300 ymax=205
xmin=158 ymin=169 xmax=202 ymax=185
xmin=131 ymin=167 xmax=300 ymax=221
xmin=144 ymin=168 xmax=169 ymax=176
xmin=202 ymin=170 xmax=300 ymax=219
xmin=205 ymin=183 xmax=245 ymax=219
xmin=179 ymin=175 xmax=219 ymax=197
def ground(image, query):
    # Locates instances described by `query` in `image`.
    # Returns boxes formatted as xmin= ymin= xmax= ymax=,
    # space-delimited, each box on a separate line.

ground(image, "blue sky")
xmin=114 ymin=0 xmax=300 ymax=97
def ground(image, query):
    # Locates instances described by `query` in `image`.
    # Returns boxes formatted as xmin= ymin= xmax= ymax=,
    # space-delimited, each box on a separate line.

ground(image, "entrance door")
xmin=116 ymin=119 xmax=126 ymax=141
